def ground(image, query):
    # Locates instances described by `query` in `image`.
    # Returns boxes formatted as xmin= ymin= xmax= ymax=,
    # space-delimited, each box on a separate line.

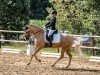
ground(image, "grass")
xmin=0 ymin=44 xmax=84 ymax=56
xmin=0 ymin=43 xmax=27 ymax=52
xmin=0 ymin=44 xmax=59 ymax=54
xmin=0 ymin=43 xmax=100 ymax=57
xmin=1 ymin=44 xmax=99 ymax=57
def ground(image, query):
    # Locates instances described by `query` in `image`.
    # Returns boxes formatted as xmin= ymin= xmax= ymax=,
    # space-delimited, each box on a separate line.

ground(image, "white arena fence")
xmin=0 ymin=30 xmax=100 ymax=61
xmin=0 ymin=30 xmax=100 ymax=50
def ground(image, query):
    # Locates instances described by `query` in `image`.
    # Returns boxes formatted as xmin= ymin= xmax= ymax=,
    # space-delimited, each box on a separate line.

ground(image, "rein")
xmin=34 ymin=30 xmax=42 ymax=35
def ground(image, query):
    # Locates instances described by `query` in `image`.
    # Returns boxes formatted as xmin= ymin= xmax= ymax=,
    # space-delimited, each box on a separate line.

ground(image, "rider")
xmin=45 ymin=10 xmax=57 ymax=47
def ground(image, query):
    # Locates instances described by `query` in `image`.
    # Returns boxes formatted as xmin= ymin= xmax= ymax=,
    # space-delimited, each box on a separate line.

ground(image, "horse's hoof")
xmin=51 ymin=64 xmax=54 ymax=67
xmin=27 ymin=63 xmax=30 ymax=65
xmin=38 ymin=59 xmax=41 ymax=62
xmin=25 ymin=63 xmax=30 ymax=69
xmin=65 ymin=65 xmax=69 ymax=68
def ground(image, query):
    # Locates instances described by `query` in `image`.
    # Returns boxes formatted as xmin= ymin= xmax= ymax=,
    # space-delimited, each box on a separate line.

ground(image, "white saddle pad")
xmin=44 ymin=32 xmax=61 ymax=43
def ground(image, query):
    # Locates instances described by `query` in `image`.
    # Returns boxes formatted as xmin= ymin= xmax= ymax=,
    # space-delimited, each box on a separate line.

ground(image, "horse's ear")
xmin=23 ymin=25 xmax=29 ymax=32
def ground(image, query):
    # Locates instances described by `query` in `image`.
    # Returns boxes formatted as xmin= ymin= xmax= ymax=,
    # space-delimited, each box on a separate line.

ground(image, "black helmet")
xmin=51 ymin=10 xmax=57 ymax=15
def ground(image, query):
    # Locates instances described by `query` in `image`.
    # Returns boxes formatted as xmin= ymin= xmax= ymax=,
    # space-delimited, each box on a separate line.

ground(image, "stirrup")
xmin=48 ymin=43 xmax=52 ymax=47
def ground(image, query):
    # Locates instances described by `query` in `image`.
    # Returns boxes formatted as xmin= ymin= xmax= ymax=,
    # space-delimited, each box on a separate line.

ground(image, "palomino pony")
xmin=24 ymin=25 xmax=81 ymax=68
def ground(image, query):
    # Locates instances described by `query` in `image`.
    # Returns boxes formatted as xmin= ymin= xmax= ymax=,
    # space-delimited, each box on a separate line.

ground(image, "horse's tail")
xmin=73 ymin=37 xmax=83 ymax=57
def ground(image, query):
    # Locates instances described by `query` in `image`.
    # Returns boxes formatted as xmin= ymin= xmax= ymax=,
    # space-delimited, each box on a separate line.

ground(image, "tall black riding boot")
xmin=48 ymin=36 xmax=52 ymax=47
xmin=49 ymin=40 xmax=52 ymax=47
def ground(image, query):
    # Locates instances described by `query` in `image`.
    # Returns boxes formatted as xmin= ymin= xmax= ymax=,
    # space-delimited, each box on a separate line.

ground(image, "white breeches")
xmin=48 ymin=29 xmax=55 ymax=37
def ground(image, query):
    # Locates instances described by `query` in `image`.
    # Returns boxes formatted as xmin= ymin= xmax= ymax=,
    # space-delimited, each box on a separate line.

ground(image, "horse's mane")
xmin=30 ymin=25 xmax=43 ymax=30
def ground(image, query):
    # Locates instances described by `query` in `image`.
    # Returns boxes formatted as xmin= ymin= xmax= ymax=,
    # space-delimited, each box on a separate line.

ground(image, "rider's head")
xmin=51 ymin=10 xmax=57 ymax=17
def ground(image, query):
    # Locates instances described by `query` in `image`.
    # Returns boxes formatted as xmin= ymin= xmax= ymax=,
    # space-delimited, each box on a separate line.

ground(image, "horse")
xmin=23 ymin=25 xmax=81 ymax=68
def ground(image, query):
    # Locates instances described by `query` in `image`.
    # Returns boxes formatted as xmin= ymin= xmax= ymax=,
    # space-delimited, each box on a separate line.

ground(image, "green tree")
xmin=0 ymin=0 xmax=29 ymax=30
xmin=0 ymin=0 xmax=30 ymax=40
xmin=29 ymin=0 xmax=52 ymax=20
xmin=47 ymin=0 xmax=100 ymax=35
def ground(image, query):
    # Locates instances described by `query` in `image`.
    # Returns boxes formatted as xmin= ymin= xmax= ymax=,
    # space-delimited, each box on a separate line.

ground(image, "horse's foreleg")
xmin=33 ymin=47 xmax=42 ymax=62
xmin=27 ymin=46 xmax=38 ymax=65
xmin=27 ymin=54 xmax=34 ymax=65
xmin=66 ymin=50 xmax=72 ymax=68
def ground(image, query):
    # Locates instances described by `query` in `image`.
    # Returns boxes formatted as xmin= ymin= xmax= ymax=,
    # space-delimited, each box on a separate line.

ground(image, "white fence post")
xmin=27 ymin=44 xmax=33 ymax=55
xmin=26 ymin=36 xmax=34 ymax=55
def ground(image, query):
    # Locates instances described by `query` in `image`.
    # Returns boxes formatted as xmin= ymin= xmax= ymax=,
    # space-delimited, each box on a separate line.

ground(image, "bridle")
xmin=33 ymin=29 xmax=42 ymax=35
xmin=25 ymin=29 xmax=42 ymax=35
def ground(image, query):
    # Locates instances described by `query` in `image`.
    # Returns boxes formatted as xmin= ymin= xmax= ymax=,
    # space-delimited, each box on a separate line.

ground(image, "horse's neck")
xmin=31 ymin=26 xmax=44 ymax=39
xmin=34 ymin=32 xmax=44 ymax=43
xmin=32 ymin=25 xmax=42 ymax=31
xmin=30 ymin=25 xmax=43 ymax=33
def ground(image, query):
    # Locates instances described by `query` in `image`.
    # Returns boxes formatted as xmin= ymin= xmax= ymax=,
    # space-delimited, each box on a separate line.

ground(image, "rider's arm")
xmin=45 ymin=21 xmax=50 ymax=28
xmin=45 ymin=17 xmax=56 ymax=28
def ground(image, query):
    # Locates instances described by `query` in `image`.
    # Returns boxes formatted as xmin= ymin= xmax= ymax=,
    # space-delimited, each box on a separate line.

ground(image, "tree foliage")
xmin=0 ymin=0 xmax=100 ymax=35
xmin=0 ymin=0 xmax=29 ymax=30
xmin=45 ymin=0 xmax=100 ymax=35
xmin=29 ymin=0 xmax=52 ymax=20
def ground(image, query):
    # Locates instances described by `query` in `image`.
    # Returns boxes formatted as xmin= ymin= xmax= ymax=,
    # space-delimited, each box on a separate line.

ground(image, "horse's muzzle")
xmin=25 ymin=35 xmax=30 ymax=41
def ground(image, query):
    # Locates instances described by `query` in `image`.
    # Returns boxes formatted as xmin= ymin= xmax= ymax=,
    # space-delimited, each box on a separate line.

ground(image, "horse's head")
xmin=23 ymin=25 xmax=30 ymax=40
xmin=23 ymin=25 xmax=43 ymax=40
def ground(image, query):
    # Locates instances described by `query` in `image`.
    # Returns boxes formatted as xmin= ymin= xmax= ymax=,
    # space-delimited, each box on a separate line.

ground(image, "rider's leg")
xmin=48 ymin=29 xmax=55 ymax=46
xmin=48 ymin=36 xmax=52 ymax=47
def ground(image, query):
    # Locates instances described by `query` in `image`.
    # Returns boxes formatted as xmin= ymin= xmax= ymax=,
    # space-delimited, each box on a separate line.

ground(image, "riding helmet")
xmin=51 ymin=10 xmax=57 ymax=15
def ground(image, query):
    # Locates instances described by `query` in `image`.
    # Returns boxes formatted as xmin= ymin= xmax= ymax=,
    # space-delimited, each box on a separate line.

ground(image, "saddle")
xmin=44 ymin=29 xmax=60 ymax=44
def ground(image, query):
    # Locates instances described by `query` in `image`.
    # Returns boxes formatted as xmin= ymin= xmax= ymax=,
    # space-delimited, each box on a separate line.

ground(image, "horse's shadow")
xmin=54 ymin=67 xmax=100 ymax=73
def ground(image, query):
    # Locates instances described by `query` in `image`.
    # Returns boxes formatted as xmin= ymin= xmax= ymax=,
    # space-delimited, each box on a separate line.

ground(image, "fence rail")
xmin=62 ymin=33 xmax=100 ymax=38
xmin=0 ymin=30 xmax=24 ymax=33
xmin=0 ymin=30 xmax=100 ymax=50
xmin=0 ymin=30 xmax=25 ymax=48
xmin=0 ymin=39 xmax=28 ymax=43
xmin=70 ymin=34 xmax=100 ymax=38
xmin=81 ymin=46 xmax=100 ymax=50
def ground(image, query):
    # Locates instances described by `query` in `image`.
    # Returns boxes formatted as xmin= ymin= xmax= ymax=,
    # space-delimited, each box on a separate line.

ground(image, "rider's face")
xmin=51 ymin=14 xmax=56 ymax=17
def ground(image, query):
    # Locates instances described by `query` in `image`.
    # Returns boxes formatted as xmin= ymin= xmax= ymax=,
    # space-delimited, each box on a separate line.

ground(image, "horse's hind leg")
xmin=66 ymin=50 xmax=72 ymax=68
xmin=52 ymin=48 xmax=65 ymax=67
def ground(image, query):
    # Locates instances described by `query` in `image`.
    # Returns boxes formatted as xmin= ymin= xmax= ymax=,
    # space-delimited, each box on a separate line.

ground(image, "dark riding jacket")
xmin=45 ymin=16 xmax=56 ymax=30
